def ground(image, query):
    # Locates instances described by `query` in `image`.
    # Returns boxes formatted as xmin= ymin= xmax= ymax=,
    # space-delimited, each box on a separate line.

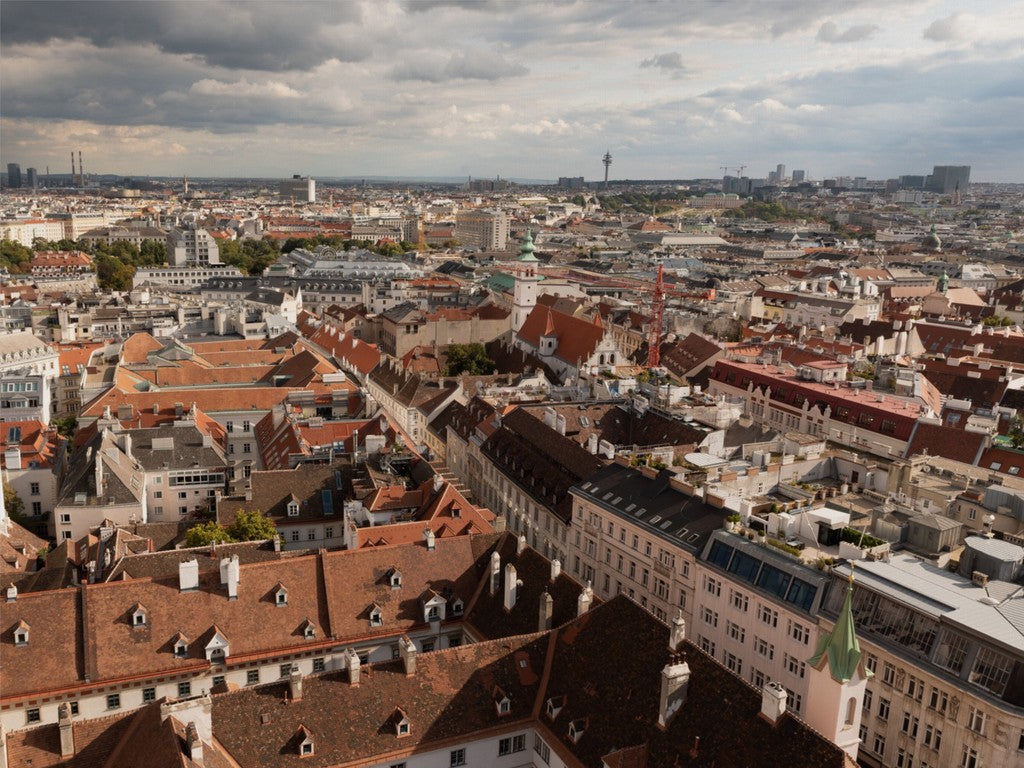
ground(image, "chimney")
xmin=423 ymin=527 xmax=436 ymax=551
xmin=225 ymin=555 xmax=239 ymax=600
xmin=184 ymin=722 xmax=204 ymax=767
xmin=347 ymin=648 xmax=361 ymax=686
xmin=669 ymin=611 xmax=686 ymax=650
xmin=179 ymin=559 xmax=199 ymax=592
xmin=760 ymin=681 xmax=787 ymax=725
xmin=399 ymin=636 xmax=416 ymax=676
xmin=539 ymin=590 xmax=553 ymax=631
xmin=433 ymin=474 xmax=443 ymax=492
xmin=516 ymin=534 xmax=527 ymax=555
xmin=202 ymin=433 xmax=212 ymax=448
xmin=58 ymin=703 xmax=74 ymax=757
xmin=119 ymin=433 xmax=132 ymax=458
xmin=577 ymin=583 xmax=593 ymax=617
xmin=503 ymin=563 xmax=519 ymax=611
xmin=489 ymin=551 xmax=501 ymax=595
xmin=555 ymin=414 xmax=567 ymax=435
xmin=288 ymin=667 xmax=303 ymax=701
xmin=94 ymin=455 xmax=104 ymax=496
xmin=657 ymin=655 xmax=691 ymax=728
xmin=550 ymin=558 xmax=561 ymax=582
xmin=587 ymin=433 xmax=598 ymax=454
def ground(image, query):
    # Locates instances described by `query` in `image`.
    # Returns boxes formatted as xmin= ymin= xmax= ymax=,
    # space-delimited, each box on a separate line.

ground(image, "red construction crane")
xmin=646 ymin=265 xmax=716 ymax=368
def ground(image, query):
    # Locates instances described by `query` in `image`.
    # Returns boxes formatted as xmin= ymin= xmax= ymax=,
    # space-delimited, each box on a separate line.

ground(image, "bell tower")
xmin=512 ymin=229 xmax=539 ymax=332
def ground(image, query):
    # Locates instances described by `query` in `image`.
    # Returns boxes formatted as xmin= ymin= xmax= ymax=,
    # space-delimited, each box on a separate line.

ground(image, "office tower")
xmin=926 ymin=165 xmax=970 ymax=194
xmin=6 ymin=163 xmax=22 ymax=188
xmin=26 ymin=168 xmax=38 ymax=189
xmin=792 ymin=170 xmax=806 ymax=182
xmin=279 ymin=175 xmax=316 ymax=203
xmin=776 ymin=164 xmax=787 ymax=182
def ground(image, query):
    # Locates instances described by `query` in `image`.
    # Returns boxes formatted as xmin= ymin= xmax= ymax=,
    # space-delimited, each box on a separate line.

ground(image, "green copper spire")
xmin=519 ymin=229 xmax=538 ymax=263
xmin=809 ymin=568 xmax=866 ymax=683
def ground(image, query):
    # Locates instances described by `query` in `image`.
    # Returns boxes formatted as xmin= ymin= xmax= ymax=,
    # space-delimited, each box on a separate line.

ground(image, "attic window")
xmin=287 ymin=501 xmax=299 ymax=517
xmin=625 ymin=503 xmax=636 ymax=512
xmin=495 ymin=692 xmax=512 ymax=716
xmin=546 ymin=695 xmax=565 ymax=720
xmin=131 ymin=604 xmax=148 ymax=627
xmin=650 ymin=516 xmax=662 ymax=524
xmin=451 ymin=598 xmax=464 ymax=616
xmin=369 ymin=606 xmax=383 ymax=627
xmin=303 ymin=621 xmax=316 ymax=639
xmin=393 ymin=708 xmax=411 ymax=737
xmin=390 ymin=569 xmax=402 ymax=588
xmin=174 ymin=636 xmax=189 ymax=658
xmin=568 ymin=718 xmax=587 ymax=743
xmin=297 ymin=727 xmax=314 ymax=757
xmin=13 ymin=622 xmax=29 ymax=646
xmin=275 ymin=585 xmax=288 ymax=606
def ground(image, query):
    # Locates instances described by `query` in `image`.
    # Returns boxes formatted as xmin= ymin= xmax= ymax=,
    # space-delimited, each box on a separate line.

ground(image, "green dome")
xmin=923 ymin=224 xmax=941 ymax=251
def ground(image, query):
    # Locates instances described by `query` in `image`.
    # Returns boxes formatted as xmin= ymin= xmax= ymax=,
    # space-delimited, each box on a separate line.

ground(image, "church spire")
xmin=809 ymin=567 xmax=864 ymax=683
xmin=518 ymin=229 xmax=538 ymax=262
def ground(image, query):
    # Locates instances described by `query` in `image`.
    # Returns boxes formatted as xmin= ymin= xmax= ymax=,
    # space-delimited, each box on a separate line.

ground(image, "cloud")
xmin=639 ymin=52 xmax=691 ymax=77
xmin=388 ymin=51 xmax=528 ymax=82
xmin=816 ymin=21 xmax=879 ymax=43
xmin=923 ymin=13 xmax=972 ymax=42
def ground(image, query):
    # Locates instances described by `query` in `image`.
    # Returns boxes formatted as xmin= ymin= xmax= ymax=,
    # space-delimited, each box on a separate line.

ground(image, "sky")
xmin=1 ymin=0 xmax=1022 ymax=182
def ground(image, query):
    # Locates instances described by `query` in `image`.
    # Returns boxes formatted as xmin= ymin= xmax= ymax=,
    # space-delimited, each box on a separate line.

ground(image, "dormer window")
xmin=287 ymin=499 xmax=299 ymax=517
xmin=131 ymin=603 xmax=148 ymax=628
xmin=389 ymin=568 xmax=402 ymax=588
xmin=274 ymin=583 xmax=288 ymax=607
xmin=205 ymin=627 xmax=230 ymax=661
xmin=546 ymin=695 xmax=565 ymax=720
xmin=302 ymin=619 xmax=316 ymax=639
xmin=427 ymin=605 xmax=439 ymax=620
xmin=13 ymin=620 xmax=29 ymax=646
xmin=568 ymin=718 xmax=587 ymax=743
xmin=393 ymin=708 xmax=411 ymax=737
xmin=173 ymin=632 xmax=190 ymax=658
xmin=451 ymin=598 xmax=464 ymax=616
xmin=494 ymin=687 xmax=512 ymax=717
xmin=369 ymin=604 xmax=383 ymax=627
xmin=297 ymin=726 xmax=314 ymax=757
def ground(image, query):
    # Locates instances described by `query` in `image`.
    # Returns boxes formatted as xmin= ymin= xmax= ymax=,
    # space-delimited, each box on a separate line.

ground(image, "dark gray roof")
xmin=126 ymin=425 xmax=226 ymax=471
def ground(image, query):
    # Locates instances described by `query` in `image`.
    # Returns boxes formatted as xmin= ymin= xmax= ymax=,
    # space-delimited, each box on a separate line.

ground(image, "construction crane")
xmin=734 ymin=165 xmax=747 ymax=176
xmin=645 ymin=264 xmax=717 ymax=368
xmin=720 ymin=165 xmax=730 ymax=176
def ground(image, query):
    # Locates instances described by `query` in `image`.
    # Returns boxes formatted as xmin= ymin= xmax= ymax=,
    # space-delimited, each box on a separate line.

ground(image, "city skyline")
xmin=1 ymin=0 xmax=1023 ymax=182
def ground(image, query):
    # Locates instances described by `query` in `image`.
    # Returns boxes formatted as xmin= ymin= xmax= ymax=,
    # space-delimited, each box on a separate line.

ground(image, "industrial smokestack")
xmin=71 ymin=151 xmax=75 ymax=180
xmin=78 ymin=151 xmax=83 ymax=186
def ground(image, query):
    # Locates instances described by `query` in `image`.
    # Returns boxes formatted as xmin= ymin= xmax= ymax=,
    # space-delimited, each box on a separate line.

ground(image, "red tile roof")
xmin=517 ymin=305 xmax=605 ymax=366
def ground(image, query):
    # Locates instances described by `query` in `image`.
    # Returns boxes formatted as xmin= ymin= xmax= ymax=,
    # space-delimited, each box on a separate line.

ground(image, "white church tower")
xmin=512 ymin=229 xmax=539 ymax=332
xmin=805 ymin=567 xmax=871 ymax=761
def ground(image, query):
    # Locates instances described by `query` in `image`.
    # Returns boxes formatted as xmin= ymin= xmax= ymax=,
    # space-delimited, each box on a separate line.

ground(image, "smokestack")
xmin=71 ymin=151 xmax=75 ymax=181
xmin=78 ymin=151 xmax=83 ymax=186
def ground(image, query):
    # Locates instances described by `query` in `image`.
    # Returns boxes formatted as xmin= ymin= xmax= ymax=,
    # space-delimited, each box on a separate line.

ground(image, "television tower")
xmin=602 ymin=150 xmax=612 ymax=189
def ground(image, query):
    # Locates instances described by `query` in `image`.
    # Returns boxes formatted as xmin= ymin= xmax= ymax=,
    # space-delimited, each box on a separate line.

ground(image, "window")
xmin=247 ymin=669 xmax=260 ymax=685
xmin=784 ymin=653 xmax=805 ymax=678
xmin=178 ymin=682 xmax=191 ymax=697
xmin=178 ymin=491 xmax=188 ymax=500
xmin=961 ymin=746 xmax=978 ymax=768
xmin=927 ymin=687 xmax=947 ymax=714
xmin=845 ymin=697 xmax=857 ymax=726
xmin=31 ymin=501 xmax=41 ymax=515
xmin=212 ymin=675 xmax=225 ymax=687
xmin=907 ymin=675 xmax=924 ymax=703
xmin=758 ymin=605 xmax=778 ymax=627
xmin=27 ymin=708 xmax=40 ymax=724
xmin=754 ymin=637 xmax=774 ymax=660
xmin=873 ymin=734 xmax=886 ymax=756
xmin=727 ymin=621 xmax=745 ymax=643
xmin=143 ymin=687 xmax=156 ymax=703
xmin=701 ymin=607 xmax=718 ymax=627
xmin=923 ymin=725 xmax=941 ymax=750
xmin=107 ymin=693 xmax=121 ymax=710
xmin=499 ymin=734 xmax=526 ymax=755
xmin=450 ymin=748 xmax=466 ymax=767
xmin=705 ymin=576 xmax=721 ymax=597
xmin=534 ymin=735 xmax=551 ymax=764
xmin=967 ymin=706 xmax=987 ymax=735
xmin=788 ymin=620 xmax=809 ymax=645
xmin=698 ymin=635 xmax=716 ymax=656
xmin=882 ymin=662 xmax=896 ymax=686
xmin=878 ymin=697 xmax=890 ymax=721
xmin=70 ymin=702 xmax=78 ymax=716
xmin=422 ymin=640 xmax=434 ymax=652
xmin=896 ymin=748 xmax=914 ymax=768
xmin=243 ymin=443 xmax=251 ymax=454
xmin=291 ymin=530 xmax=299 ymax=542
xmin=901 ymin=712 xmax=919 ymax=738
xmin=863 ymin=690 xmax=872 ymax=712
xmin=307 ymin=529 xmax=316 ymax=541
xmin=30 ymin=482 xmax=39 ymax=495
xmin=724 ymin=651 xmax=742 ymax=675
xmin=280 ymin=664 xmax=293 ymax=678
xmin=731 ymin=590 xmax=749 ymax=612
xmin=970 ymin=646 xmax=1014 ymax=696
xmin=313 ymin=658 xmax=325 ymax=673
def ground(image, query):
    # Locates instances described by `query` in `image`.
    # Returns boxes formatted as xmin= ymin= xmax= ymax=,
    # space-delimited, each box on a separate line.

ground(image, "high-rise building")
xmin=557 ymin=176 xmax=585 ymax=189
xmin=6 ymin=163 xmax=22 ymax=188
xmin=26 ymin=168 xmax=38 ymax=189
xmin=166 ymin=226 xmax=221 ymax=267
xmin=776 ymin=164 xmax=787 ymax=182
xmin=792 ymin=170 xmax=806 ymax=182
xmin=279 ymin=175 xmax=316 ymax=203
xmin=454 ymin=209 xmax=510 ymax=250
xmin=926 ymin=165 xmax=970 ymax=194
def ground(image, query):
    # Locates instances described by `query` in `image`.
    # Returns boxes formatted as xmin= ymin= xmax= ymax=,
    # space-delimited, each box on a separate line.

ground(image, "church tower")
xmin=805 ymin=568 xmax=871 ymax=761
xmin=512 ymin=229 xmax=539 ymax=332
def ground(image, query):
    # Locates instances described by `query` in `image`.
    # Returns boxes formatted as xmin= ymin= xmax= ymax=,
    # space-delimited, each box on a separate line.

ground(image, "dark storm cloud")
xmin=0 ymin=0 xmax=367 ymax=70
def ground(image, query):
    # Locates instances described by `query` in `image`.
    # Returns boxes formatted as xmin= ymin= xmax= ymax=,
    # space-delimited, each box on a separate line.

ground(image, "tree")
xmin=94 ymin=253 xmax=135 ymax=291
xmin=444 ymin=343 xmax=496 ymax=376
xmin=184 ymin=521 xmax=232 ymax=547
xmin=1010 ymin=415 xmax=1024 ymax=449
xmin=52 ymin=416 xmax=77 ymax=440
xmin=227 ymin=509 xmax=277 ymax=542
xmin=3 ymin=480 xmax=26 ymax=524
xmin=0 ymin=239 xmax=33 ymax=273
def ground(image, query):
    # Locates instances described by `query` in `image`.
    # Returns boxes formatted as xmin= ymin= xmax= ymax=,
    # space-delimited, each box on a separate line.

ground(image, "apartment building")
xmin=567 ymin=462 xmax=727 ymax=627
xmin=822 ymin=548 xmax=1024 ymax=768
xmin=695 ymin=529 xmax=831 ymax=719
xmin=454 ymin=208 xmax=511 ymax=250
xmin=166 ymin=226 xmax=221 ymax=267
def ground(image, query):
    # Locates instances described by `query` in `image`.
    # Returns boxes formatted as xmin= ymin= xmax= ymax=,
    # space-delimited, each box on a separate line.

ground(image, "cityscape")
xmin=1 ymin=2 xmax=1023 ymax=768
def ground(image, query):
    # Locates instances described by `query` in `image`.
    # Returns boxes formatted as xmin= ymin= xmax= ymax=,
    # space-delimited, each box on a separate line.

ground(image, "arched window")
xmin=844 ymin=696 xmax=857 ymax=726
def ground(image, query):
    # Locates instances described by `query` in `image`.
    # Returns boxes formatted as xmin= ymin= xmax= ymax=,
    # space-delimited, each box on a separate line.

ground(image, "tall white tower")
xmin=805 ymin=568 xmax=871 ymax=761
xmin=512 ymin=229 xmax=540 ymax=332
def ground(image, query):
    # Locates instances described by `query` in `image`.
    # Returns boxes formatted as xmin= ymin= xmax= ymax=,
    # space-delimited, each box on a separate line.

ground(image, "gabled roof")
xmin=517 ymin=304 xmax=605 ymax=366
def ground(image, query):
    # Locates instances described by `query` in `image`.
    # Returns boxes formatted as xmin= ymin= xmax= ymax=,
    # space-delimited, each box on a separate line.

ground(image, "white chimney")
xmin=399 ymin=635 xmax=417 ymax=676
xmin=424 ymin=527 xmax=436 ymax=551
xmin=587 ymin=433 xmax=598 ymax=454
xmin=516 ymin=534 xmax=527 ymax=555
xmin=6 ymin=584 xmax=17 ymax=602
xmin=577 ymin=583 xmax=593 ymax=616
xmin=539 ymin=590 xmax=553 ymax=631
xmin=226 ymin=555 xmax=239 ymax=600
xmin=185 ymin=722 xmax=204 ymax=767
xmin=657 ymin=656 xmax=691 ymax=728
xmin=550 ymin=558 xmax=561 ymax=582
xmin=555 ymin=414 xmax=567 ymax=435
xmin=503 ymin=563 xmax=518 ymax=611
xmin=288 ymin=667 xmax=303 ymax=701
xmin=543 ymin=408 xmax=556 ymax=428
xmin=760 ymin=681 xmax=787 ymax=725
xmin=179 ymin=559 xmax=199 ymax=592
xmin=489 ymin=551 xmax=501 ymax=595
xmin=58 ymin=703 xmax=74 ymax=757
xmin=347 ymin=648 xmax=361 ymax=686
xmin=669 ymin=611 xmax=686 ymax=650
xmin=433 ymin=474 xmax=444 ymax=492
